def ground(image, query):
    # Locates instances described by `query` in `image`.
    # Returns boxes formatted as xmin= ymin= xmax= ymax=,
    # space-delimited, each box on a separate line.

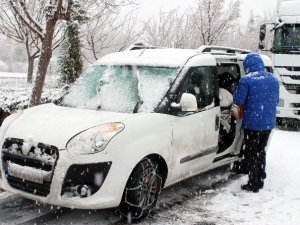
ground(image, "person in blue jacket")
xmin=232 ymin=53 xmax=279 ymax=193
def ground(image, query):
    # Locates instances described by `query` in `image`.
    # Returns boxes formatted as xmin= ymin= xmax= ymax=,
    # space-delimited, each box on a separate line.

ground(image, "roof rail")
xmin=126 ymin=42 xmax=159 ymax=51
xmin=197 ymin=45 xmax=251 ymax=54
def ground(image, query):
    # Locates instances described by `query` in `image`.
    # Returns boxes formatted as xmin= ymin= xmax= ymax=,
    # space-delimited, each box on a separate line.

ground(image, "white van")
xmin=0 ymin=46 xmax=273 ymax=221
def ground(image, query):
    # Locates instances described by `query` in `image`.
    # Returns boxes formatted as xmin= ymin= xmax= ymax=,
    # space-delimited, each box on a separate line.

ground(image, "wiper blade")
xmin=136 ymin=69 xmax=144 ymax=104
xmin=271 ymin=21 xmax=285 ymax=31
xmin=133 ymin=69 xmax=144 ymax=113
xmin=96 ymin=80 xmax=108 ymax=110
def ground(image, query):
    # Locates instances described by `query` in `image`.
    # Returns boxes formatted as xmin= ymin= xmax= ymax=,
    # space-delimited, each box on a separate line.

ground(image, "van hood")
xmin=4 ymin=103 xmax=137 ymax=149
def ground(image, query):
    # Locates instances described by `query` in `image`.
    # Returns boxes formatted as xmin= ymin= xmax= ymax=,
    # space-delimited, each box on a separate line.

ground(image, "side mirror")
xmin=258 ymin=24 xmax=266 ymax=50
xmin=259 ymin=24 xmax=266 ymax=41
xmin=179 ymin=93 xmax=198 ymax=112
xmin=258 ymin=41 xmax=265 ymax=50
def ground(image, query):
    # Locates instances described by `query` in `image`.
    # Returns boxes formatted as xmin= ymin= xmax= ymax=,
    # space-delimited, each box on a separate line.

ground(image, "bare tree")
xmin=191 ymin=0 xmax=240 ymax=45
xmin=224 ymin=10 xmax=276 ymax=51
xmin=7 ymin=0 xmax=133 ymax=106
xmin=82 ymin=8 xmax=140 ymax=63
xmin=0 ymin=1 xmax=46 ymax=82
xmin=142 ymin=10 xmax=190 ymax=48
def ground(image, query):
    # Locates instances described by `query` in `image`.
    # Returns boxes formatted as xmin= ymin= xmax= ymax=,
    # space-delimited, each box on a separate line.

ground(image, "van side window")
xmin=217 ymin=63 xmax=240 ymax=94
xmin=178 ymin=66 xmax=215 ymax=109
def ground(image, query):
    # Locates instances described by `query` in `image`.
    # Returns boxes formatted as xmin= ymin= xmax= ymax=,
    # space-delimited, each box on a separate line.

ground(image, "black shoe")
xmin=258 ymin=183 xmax=264 ymax=189
xmin=241 ymin=184 xmax=259 ymax=193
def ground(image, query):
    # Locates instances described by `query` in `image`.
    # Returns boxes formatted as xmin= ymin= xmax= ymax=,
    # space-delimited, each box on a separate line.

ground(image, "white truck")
xmin=259 ymin=0 xmax=300 ymax=130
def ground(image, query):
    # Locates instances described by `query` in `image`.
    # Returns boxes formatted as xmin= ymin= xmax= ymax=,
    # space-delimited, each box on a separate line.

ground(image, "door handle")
xmin=215 ymin=115 xmax=220 ymax=131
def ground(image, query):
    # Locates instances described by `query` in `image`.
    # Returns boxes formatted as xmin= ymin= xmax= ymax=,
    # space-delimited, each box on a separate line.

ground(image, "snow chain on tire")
xmin=119 ymin=157 xmax=162 ymax=222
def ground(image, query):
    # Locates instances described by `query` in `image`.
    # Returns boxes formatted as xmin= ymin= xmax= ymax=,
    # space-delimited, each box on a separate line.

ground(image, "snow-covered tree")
xmin=142 ymin=10 xmax=195 ymax=48
xmin=7 ymin=0 xmax=133 ymax=106
xmin=81 ymin=7 xmax=140 ymax=63
xmin=191 ymin=0 xmax=240 ymax=45
xmin=223 ymin=10 xmax=276 ymax=51
xmin=58 ymin=22 xmax=83 ymax=85
xmin=0 ymin=1 xmax=46 ymax=82
xmin=58 ymin=1 xmax=88 ymax=85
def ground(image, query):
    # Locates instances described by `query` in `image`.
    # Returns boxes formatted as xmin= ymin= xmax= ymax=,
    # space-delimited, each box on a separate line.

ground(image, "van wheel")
xmin=119 ymin=157 xmax=162 ymax=222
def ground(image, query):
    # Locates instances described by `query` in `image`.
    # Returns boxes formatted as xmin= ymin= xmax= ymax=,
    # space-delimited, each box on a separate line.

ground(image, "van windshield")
xmin=273 ymin=24 xmax=300 ymax=53
xmin=61 ymin=65 xmax=179 ymax=113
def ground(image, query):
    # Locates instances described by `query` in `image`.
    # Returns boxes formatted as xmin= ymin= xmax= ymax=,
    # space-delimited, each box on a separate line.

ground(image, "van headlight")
xmin=67 ymin=123 xmax=124 ymax=155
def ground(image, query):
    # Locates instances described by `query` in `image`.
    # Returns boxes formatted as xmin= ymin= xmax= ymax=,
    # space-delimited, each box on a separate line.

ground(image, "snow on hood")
xmin=243 ymin=53 xmax=265 ymax=73
xmin=4 ymin=103 xmax=137 ymax=149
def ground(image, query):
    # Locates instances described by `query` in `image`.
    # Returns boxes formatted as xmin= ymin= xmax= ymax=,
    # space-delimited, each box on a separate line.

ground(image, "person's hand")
xmin=230 ymin=104 xmax=241 ymax=119
xmin=231 ymin=110 xmax=240 ymax=119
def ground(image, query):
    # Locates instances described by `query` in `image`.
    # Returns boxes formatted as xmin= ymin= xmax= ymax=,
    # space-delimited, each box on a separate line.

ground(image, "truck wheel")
xmin=119 ymin=157 xmax=162 ymax=222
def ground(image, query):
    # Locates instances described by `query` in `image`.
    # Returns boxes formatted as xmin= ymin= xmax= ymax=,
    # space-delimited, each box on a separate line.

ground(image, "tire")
xmin=119 ymin=157 xmax=162 ymax=222
xmin=276 ymin=118 xmax=300 ymax=131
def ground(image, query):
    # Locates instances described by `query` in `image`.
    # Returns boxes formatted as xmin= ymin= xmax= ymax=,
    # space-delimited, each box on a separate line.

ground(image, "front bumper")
xmin=276 ymin=85 xmax=300 ymax=121
xmin=0 ymin=139 xmax=132 ymax=209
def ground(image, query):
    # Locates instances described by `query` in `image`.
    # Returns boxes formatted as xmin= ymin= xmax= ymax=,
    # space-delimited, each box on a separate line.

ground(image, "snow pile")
xmin=204 ymin=129 xmax=300 ymax=225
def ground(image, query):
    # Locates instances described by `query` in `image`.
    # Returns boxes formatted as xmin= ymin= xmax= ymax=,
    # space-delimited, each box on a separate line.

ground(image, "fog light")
xmin=77 ymin=185 xmax=91 ymax=197
xmin=61 ymin=162 xmax=111 ymax=198
xmin=80 ymin=185 xmax=88 ymax=196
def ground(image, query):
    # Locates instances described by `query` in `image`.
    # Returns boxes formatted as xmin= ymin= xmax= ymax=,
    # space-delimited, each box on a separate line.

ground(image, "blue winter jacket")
xmin=233 ymin=53 xmax=279 ymax=131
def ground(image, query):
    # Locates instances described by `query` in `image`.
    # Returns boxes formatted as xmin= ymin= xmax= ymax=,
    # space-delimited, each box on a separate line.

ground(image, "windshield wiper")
xmin=273 ymin=46 xmax=300 ymax=54
xmin=133 ymin=69 xmax=144 ymax=113
xmin=96 ymin=80 xmax=108 ymax=110
xmin=271 ymin=21 xmax=285 ymax=32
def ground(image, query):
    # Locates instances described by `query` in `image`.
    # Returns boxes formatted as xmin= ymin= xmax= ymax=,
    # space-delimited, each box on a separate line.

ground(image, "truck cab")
xmin=259 ymin=0 xmax=300 ymax=129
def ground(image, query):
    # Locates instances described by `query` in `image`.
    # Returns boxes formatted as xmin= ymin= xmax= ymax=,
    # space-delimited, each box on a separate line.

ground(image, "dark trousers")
xmin=243 ymin=129 xmax=271 ymax=189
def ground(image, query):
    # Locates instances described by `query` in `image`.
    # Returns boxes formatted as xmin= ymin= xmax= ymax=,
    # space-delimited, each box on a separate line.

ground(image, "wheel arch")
xmin=146 ymin=153 xmax=168 ymax=188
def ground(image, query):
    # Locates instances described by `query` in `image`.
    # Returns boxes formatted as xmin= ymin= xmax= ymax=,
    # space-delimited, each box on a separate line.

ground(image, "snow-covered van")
xmin=0 ymin=46 xmax=272 ymax=221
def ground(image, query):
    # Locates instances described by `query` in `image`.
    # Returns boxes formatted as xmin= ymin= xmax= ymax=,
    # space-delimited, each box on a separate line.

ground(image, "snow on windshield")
xmin=62 ymin=66 xmax=104 ymax=110
xmin=62 ymin=65 xmax=179 ymax=113
xmin=274 ymin=24 xmax=300 ymax=51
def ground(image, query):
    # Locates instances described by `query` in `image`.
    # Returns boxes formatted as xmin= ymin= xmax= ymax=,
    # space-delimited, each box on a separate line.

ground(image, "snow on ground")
xmin=143 ymin=129 xmax=300 ymax=225
xmin=0 ymin=72 xmax=60 ymax=111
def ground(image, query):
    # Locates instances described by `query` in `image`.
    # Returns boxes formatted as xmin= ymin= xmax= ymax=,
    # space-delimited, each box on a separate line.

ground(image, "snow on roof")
xmin=95 ymin=48 xmax=216 ymax=67
xmin=278 ymin=1 xmax=300 ymax=16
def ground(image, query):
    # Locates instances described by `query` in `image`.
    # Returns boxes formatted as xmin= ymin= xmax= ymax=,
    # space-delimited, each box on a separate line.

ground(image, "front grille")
xmin=283 ymin=83 xmax=300 ymax=94
xmin=1 ymin=138 xmax=59 ymax=197
xmin=291 ymin=103 xmax=300 ymax=108
xmin=284 ymin=67 xmax=300 ymax=72
xmin=289 ymin=75 xmax=300 ymax=81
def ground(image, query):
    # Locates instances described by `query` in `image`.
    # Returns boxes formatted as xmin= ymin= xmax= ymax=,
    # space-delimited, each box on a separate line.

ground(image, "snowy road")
xmin=0 ymin=129 xmax=299 ymax=225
